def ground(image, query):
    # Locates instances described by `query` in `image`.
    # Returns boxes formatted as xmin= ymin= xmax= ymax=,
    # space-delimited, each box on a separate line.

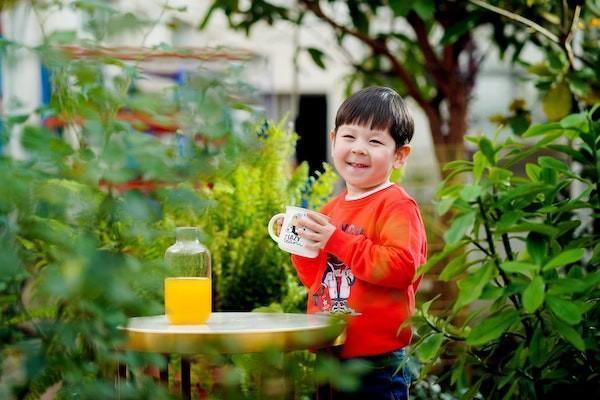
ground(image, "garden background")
xmin=1 ymin=0 xmax=598 ymax=399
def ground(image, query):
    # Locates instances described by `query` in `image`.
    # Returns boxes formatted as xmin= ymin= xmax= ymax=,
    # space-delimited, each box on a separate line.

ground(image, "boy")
xmin=292 ymin=86 xmax=427 ymax=399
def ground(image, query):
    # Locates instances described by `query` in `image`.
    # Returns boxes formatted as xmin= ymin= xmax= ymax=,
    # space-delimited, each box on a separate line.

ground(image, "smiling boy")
xmin=291 ymin=86 xmax=427 ymax=399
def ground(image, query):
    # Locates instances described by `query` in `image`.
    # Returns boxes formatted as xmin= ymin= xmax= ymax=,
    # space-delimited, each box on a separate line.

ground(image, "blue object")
xmin=41 ymin=64 xmax=52 ymax=106
xmin=337 ymin=349 xmax=411 ymax=399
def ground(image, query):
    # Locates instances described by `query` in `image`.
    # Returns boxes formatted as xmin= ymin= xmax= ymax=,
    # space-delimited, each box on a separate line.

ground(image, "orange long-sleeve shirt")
xmin=292 ymin=185 xmax=427 ymax=358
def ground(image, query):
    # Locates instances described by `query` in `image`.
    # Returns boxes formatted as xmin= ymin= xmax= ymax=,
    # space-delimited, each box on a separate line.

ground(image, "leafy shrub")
xmin=158 ymin=120 xmax=338 ymax=312
xmin=413 ymin=108 xmax=600 ymax=399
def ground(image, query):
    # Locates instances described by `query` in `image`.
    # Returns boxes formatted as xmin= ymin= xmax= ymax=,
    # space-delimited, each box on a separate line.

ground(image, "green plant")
xmin=158 ymin=119 xmax=338 ymax=312
xmin=0 ymin=2 xmax=267 ymax=398
xmin=412 ymin=107 xmax=600 ymax=399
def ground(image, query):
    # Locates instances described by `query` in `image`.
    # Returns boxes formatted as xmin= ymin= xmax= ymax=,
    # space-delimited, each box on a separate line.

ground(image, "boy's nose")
xmin=350 ymin=142 xmax=367 ymax=154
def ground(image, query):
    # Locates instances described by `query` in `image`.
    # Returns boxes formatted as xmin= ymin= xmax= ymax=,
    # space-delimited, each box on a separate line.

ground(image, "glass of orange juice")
xmin=164 ymin=227 xmax=211 ymax=324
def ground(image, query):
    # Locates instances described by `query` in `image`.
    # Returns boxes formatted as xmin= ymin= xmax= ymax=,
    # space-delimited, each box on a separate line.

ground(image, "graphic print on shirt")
xmin=312 ymin=224 xmax=363 ymax=313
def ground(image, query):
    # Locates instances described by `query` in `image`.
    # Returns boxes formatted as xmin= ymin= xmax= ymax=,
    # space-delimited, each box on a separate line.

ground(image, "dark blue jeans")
xmin=319 ymin=349 xmax=411 ymax=400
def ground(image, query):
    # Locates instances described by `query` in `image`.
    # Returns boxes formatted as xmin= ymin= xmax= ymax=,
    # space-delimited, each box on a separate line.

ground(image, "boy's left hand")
xmin=296 ymin=212 xmax=336 ymax=250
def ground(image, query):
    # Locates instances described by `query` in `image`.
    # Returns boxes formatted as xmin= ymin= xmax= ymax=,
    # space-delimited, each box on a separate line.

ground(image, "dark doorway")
xmin=295 ymin=94 xmax=328 ymax=174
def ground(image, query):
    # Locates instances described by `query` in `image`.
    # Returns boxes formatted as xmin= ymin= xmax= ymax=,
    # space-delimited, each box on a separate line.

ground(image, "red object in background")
xmin=42 ymin=111 xmax=179 ymax=134
xmin=99 ymin=178 xmax=213 ymax=194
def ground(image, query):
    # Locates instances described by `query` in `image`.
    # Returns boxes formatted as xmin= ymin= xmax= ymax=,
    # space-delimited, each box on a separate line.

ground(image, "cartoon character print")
xmin=312 ymin=224 xmax=364 ymax=314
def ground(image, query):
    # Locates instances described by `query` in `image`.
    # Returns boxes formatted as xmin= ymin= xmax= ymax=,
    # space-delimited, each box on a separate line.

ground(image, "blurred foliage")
xmin=200 ymin=0 xmax=600 ymax=166
xmin=472 ymin=0 xmax=600 ymax=120
xmin=0 ymin=1 xmax=337 ymax=398
xmin=412 ymin=107 xmax=600 ymax=399
xmin=156 ymin=120 xmax=337 ymax=312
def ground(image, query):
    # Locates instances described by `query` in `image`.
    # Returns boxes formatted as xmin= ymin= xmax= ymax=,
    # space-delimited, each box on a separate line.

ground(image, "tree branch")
xmin=563 ymin=5 xmax=581 ymax=68
xmin=469 ymin=0 xmax=559 ymax=43
xmin=406 ymin=12 xmax=452 ymax=97
xmin=298 ymin=0 xmax=429 ymax=110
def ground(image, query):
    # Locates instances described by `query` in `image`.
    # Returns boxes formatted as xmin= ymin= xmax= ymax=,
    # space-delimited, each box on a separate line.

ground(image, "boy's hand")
xmin=296 ymin=212 xmax=336 ymax=250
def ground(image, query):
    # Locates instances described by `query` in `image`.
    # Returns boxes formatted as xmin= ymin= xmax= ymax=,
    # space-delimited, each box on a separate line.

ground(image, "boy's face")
xmin=330 ymin=124 xmax=410 ymax=197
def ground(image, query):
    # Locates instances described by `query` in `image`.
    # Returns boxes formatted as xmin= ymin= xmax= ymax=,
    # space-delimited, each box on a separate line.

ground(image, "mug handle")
xmin=267 ymin=213 xmax=285 ymax=242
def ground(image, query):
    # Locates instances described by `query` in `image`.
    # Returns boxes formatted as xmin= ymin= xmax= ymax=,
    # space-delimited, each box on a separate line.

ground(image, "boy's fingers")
xmin=299 ymin=229 xmax=320 ymax=241
xmin=297 ymin=217 xmax=321 ymax=233
xmin=306 ymin=212 xmax=330 ymax=225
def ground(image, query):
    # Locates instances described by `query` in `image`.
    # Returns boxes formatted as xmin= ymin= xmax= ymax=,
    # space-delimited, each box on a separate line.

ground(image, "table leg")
xmin=181 ymin=357 xmax=191 ymax=400
xmin=118 ymin=363 xmax=127 ymax=380
xmin=160 ymin=354 xmax=169 ymax=386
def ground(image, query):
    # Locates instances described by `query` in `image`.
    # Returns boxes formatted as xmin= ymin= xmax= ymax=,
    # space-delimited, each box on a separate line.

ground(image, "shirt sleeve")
xmin=323 ymin=200 xmax=426 ymax=289
xmin=291 ymin=252 xmax=327 ymax=288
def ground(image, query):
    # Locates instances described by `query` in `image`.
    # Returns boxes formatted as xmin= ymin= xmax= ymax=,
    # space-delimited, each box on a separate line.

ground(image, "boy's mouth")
xmin=347 ymin=161 xmax=369 ymax=168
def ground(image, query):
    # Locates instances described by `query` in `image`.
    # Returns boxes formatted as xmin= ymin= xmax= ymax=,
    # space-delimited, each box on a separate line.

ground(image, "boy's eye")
xmin=370 ymin=140 xmax=383 ymax=145
xmin=342 ymin=135 xmax=355 ymax=139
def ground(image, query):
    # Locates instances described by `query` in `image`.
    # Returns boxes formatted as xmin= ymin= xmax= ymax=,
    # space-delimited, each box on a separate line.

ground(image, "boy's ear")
xmin=329 ymin=129 xmax=336 ymax=155
xmin=393 ymin=145 xmax=411 ymax=169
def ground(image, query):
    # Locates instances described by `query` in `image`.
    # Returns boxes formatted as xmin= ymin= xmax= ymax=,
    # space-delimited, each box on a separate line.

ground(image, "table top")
xmin=122 ymin=312 xmax=346 ymax=354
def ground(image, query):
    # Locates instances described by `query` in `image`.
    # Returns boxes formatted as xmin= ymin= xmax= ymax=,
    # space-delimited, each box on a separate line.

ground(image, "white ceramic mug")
xmin=267 ymin=206 xmax=321 ymax=258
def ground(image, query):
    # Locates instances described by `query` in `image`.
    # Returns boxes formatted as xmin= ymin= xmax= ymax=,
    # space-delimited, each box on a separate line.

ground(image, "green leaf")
xmin=552 ymin=318 xmax=585 ymax=351
xmin=523 ymin=122 xmax=562 ymax=137
xmin=523 ymin=276 xmax=545 ymax=313
xmin=525 ymin=163 xmax=541 ymax=181
xmin=455 ymin=262 xmax=494 ymax=310
xmin=479 ymin=137 xmax=496 ymax=165
xmin=419 ymin=294 xmax=440 ymax=314
xmin=441 ymin=14 xmax=478 ymax=44
xmin=435 ymin=197 xmax=455 ymax=215
xmin=547 ymin=278 xmax=589 ymax=295
xmin=499 ymin=261 xmax=539 ymax=275
xmin=416 ymin=241 xmax=465 ymax=278
xmin=542 ymin=81 xmax=572 ymax=121
xmin=439 ymin=255 xmax=468 ymax=281
xmin=389 ymin=0 xmax=415 ymax=17
xmin=459 ymin=184 xmax=483 ymax=202
xmin=444 ymin=211 xmax=476 ymax=245
xmin=546 ymin=296 xmax=582 ymax=325
xmin=466 ymin=310 xmax=518 ymax=346
xmin=7 ymin=114 xmax=29 ymax=124
xmin=472 ymin=152 xmax=486 ymax=183
xmin=528 ymin=328 xmax=547 ymax=367
xmin=306 ymin=47 xmax=326 ymax=69
xmin=560 ymin=113 xmax=588 ymax=132
xmin=489 ymin=167 xmax=513 ymax=183
xmin=542 ymin=248 xmax=585 ymax=271
xmin=497 ymin=223 xmax=559 ymax=237
xmin=416 ymin=333 xmax=444 ymax=361
xmin=413 ymin=0 xmax=435 ymax=20
xmin=527 ymin=232 xmax=548 ymax=265
xmin=538 ymin=156 xmax=570 ymax=172
xmin=509 ymin=115 xmax=531 ymax=136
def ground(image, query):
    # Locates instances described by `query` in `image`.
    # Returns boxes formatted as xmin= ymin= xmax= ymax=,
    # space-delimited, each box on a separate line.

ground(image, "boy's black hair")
xmin=334 ymin=86 xmax=414 ymax=148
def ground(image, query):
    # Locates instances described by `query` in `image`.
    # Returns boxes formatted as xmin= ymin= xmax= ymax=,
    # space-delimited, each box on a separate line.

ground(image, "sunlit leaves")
xmin=546 ymin=296 xmax=583 ymax=325
xmin=420 ymin=107 xmax=598 ymax=396
xmin=416 ymin=333 xmax=444 ymax=361
xmin=444 ymin=211 xmax=476 ymax=244
xmin=466 ymin=310 xmax=518 ymax=346
xmin=522 ymin=276 xmax=545 ymax=313
xmin=454 ymin=262 xmax=494 ymax=311
xmin=542 ymin=248 xmax=585 ymax=271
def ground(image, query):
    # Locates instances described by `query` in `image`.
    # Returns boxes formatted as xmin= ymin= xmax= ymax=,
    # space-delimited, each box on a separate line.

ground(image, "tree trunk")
xmin=428 ymin=86 xmax=469 ymax=175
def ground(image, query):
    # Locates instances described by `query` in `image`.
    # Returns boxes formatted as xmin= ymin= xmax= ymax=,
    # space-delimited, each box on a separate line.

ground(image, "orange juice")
xmin=164 ymin=277 xmax=211 ymax=324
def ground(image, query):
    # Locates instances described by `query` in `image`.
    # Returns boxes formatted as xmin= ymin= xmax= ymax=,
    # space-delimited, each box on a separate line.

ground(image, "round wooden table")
xmin=119 ymin=312 xmax=346 ymax=399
